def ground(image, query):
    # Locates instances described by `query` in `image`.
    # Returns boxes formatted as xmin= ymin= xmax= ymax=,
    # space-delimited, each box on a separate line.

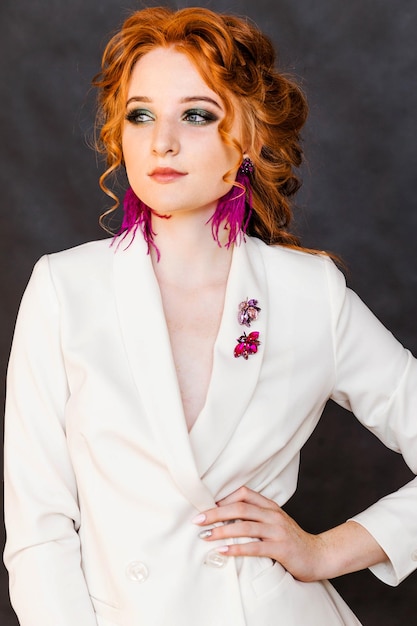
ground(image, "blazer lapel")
xmin=112 ymin=233 xmax=215 ymax=511
xmin=189 ymin=237 xmax=268 ymax=477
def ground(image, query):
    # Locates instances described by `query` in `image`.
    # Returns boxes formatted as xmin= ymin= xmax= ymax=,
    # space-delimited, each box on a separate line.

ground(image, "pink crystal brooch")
xmin=234 ymin=298 xmax=261 ymax=359
xmin=237 ymin=298 xmax=261 ymax=327
xmin=234 ymin=331 xmax=261 ymax=360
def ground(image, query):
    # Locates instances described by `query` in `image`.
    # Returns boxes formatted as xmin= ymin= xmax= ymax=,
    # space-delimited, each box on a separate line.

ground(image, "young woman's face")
xmin=122 ymin=47 xmax=242 ymax=219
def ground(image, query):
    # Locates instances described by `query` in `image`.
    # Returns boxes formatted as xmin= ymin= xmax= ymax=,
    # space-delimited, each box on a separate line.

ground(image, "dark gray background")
xmin=1 ymin=1 xmax=416 ymax=624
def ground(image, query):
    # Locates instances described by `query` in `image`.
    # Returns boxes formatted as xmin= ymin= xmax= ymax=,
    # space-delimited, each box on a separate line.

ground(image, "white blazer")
xmin=4 ymin=233 xmax=417 ymax=626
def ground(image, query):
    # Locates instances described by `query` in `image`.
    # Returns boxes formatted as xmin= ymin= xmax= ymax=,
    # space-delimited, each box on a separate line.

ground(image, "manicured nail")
xmin=192 ymin=513 xmax=206 ymax=524
xmin=216 ymin=546 xmax=229 ymax=553
xmin=198 ymin=529 xmax=212 ymax=539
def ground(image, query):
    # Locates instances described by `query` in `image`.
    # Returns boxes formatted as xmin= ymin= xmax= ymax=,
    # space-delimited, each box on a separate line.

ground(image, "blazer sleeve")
xmin=325 ymin=259 xmax=417 ymax=586
xmin=3 ymin=256 xmax=97 ymax=626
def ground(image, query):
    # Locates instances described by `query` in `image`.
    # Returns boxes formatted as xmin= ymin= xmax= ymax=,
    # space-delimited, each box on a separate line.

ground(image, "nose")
xmin=151 ymin=118 xmax=180 ymax=157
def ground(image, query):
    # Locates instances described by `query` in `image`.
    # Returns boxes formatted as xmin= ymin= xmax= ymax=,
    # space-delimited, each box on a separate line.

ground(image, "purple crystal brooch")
xmin=237 ymin=298 xmax=261 ymax=327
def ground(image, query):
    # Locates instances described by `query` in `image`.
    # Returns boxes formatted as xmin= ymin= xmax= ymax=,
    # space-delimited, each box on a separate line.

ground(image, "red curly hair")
xmin=93 ymin=6 xmax=308 ymax=247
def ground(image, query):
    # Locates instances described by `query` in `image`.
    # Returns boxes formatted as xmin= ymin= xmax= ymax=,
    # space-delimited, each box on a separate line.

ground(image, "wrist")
xmin=314 ymin=521 xmax=388 ymax=581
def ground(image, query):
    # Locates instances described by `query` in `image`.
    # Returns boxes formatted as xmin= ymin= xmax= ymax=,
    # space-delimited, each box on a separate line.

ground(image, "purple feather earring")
xmin=118 ymin=187 xmax=161 ymax=259
xmin=209 ymin=156 xmax=254 ymax=248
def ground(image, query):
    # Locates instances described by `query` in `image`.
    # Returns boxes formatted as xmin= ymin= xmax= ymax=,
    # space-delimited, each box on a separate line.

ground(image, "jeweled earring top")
xmin=239 ymin=157 xmax=255 ymax=176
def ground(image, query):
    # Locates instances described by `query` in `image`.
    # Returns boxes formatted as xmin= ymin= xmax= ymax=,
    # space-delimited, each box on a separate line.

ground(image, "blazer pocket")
xmin=251 ymin=560 xmax=290 ymax=598
xmin=90 ymin=595 xmax=122 ymax=625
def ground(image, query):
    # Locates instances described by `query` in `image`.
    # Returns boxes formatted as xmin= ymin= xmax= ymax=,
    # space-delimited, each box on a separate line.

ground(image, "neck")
xmin=149 ymin=209 xmax=233 ymax=289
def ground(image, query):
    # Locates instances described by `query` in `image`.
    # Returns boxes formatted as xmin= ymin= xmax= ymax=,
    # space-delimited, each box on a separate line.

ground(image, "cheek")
xmin=121 ymin=136 xmax=130 ymax=168
xmin=122 ymin=127 xmax=142 ymax=157
xmin=122 ymin=142 xmax=145 ymax=178
xmin=121 ymin=134 xmax=133 ymax=162
xmin=213 ymin=145 xmax=240 ymax=183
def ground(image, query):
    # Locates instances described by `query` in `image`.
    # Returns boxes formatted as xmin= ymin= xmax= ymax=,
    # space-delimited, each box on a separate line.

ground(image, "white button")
xmin=204 ymin=549 xmax=228 ymax=568
xmin=411 ymin=550 xmax=417 ymax=562
xmin=126 ymin=561 xmax=149 ymax=582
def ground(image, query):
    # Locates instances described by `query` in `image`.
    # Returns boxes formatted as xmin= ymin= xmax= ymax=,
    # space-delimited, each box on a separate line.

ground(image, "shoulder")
xmin=247 ymin=235 xmax=331 ymax=266
xmin=246 ymin=236 xmax=346 ymax=296
xmin=36 ymin=237 xmax=114 ymax=284
xmin=47 ymin=237 xmax=114 ymax=269
xmin=24 ymin=237 xmax=115 ymax=302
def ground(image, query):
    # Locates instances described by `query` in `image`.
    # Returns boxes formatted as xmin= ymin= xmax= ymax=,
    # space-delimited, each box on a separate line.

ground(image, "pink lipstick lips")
xmin=149 ymin=167 xmax=187 ymax=183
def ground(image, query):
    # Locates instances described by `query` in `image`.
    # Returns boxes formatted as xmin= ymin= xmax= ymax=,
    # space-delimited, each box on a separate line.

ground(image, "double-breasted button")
xmin=204 ymin=548 xmax=228 ymax=568
xmin=411 ymin=550 xmax=417 ymax=562
xmin=126 ymin=561 xmax=149 ymax=582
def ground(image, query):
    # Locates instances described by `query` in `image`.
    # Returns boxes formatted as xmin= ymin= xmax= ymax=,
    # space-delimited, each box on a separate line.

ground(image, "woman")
xmin=4 ymin=6 xmax=417 ymax=625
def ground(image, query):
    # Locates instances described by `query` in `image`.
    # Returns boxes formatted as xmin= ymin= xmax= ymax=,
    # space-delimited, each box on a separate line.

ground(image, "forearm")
xmin=309 ymin=520 xmax=388 ymax=581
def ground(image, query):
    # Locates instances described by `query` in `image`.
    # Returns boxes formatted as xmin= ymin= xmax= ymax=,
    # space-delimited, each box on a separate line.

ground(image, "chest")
xmin=158 ymin=282 xmax=226 ymax=431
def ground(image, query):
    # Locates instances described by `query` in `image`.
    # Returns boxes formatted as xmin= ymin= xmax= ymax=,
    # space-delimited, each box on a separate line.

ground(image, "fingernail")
xmin=192 ymin=513 xmax=206 ymax=524
xmin=198 ymin=529 xmax=212 ymax=539
xmin=216 ymin=546 xmax=229 ymax=553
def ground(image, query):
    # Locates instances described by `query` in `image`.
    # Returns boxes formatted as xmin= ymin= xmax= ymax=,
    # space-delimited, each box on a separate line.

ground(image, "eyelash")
xmin=125 ymin=108 xmax=218 ymax=126
xmin=125 ymin=109 xmax=154 ymax=124
xmin=182 ymin=109 xmax=218 ymax=125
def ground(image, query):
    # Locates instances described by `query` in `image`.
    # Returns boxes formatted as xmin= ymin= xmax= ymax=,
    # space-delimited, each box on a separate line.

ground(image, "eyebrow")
xmin=126 ymin=95 xmax=222 ymax=109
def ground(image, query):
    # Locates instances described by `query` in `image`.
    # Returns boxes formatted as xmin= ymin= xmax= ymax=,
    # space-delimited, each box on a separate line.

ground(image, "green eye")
xmin=125 ymin=109 xmax=154 ymax=124
xmin=182 ymin=109 xmax=218 ymax=125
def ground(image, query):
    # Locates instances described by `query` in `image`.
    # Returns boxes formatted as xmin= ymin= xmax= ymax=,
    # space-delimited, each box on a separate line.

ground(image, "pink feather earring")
xmin=118 ymin=187 xmax=161 ymax=259
xmin=209 ymin=156 xmax=254 ymax=248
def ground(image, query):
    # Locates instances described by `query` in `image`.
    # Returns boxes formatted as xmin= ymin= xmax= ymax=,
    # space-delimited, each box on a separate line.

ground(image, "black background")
xmin=1 ymin=1 xmax=416 ymax=624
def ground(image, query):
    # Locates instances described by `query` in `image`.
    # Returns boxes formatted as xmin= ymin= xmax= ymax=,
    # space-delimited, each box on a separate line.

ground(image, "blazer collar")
xmin=113 ymin=233 xmax=267 ymax=507
xmin=188 ymin=236 xmax=267 ymax=476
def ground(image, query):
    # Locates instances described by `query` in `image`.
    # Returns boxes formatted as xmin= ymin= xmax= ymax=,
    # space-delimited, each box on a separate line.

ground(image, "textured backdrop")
xmin=1 ymin=1 xmax=416 ymax=624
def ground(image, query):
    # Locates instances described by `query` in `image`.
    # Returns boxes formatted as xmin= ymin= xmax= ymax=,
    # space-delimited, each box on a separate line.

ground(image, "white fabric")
xmin=4 ymin=234 xmax=417 ymax=625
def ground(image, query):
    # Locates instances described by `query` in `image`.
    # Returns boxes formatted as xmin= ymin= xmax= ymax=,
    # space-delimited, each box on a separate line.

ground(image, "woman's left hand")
xmin=192 ymin=486 xmax=323 ymax=582
xmin=192 ymin=485 xmax=388 ymax=582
